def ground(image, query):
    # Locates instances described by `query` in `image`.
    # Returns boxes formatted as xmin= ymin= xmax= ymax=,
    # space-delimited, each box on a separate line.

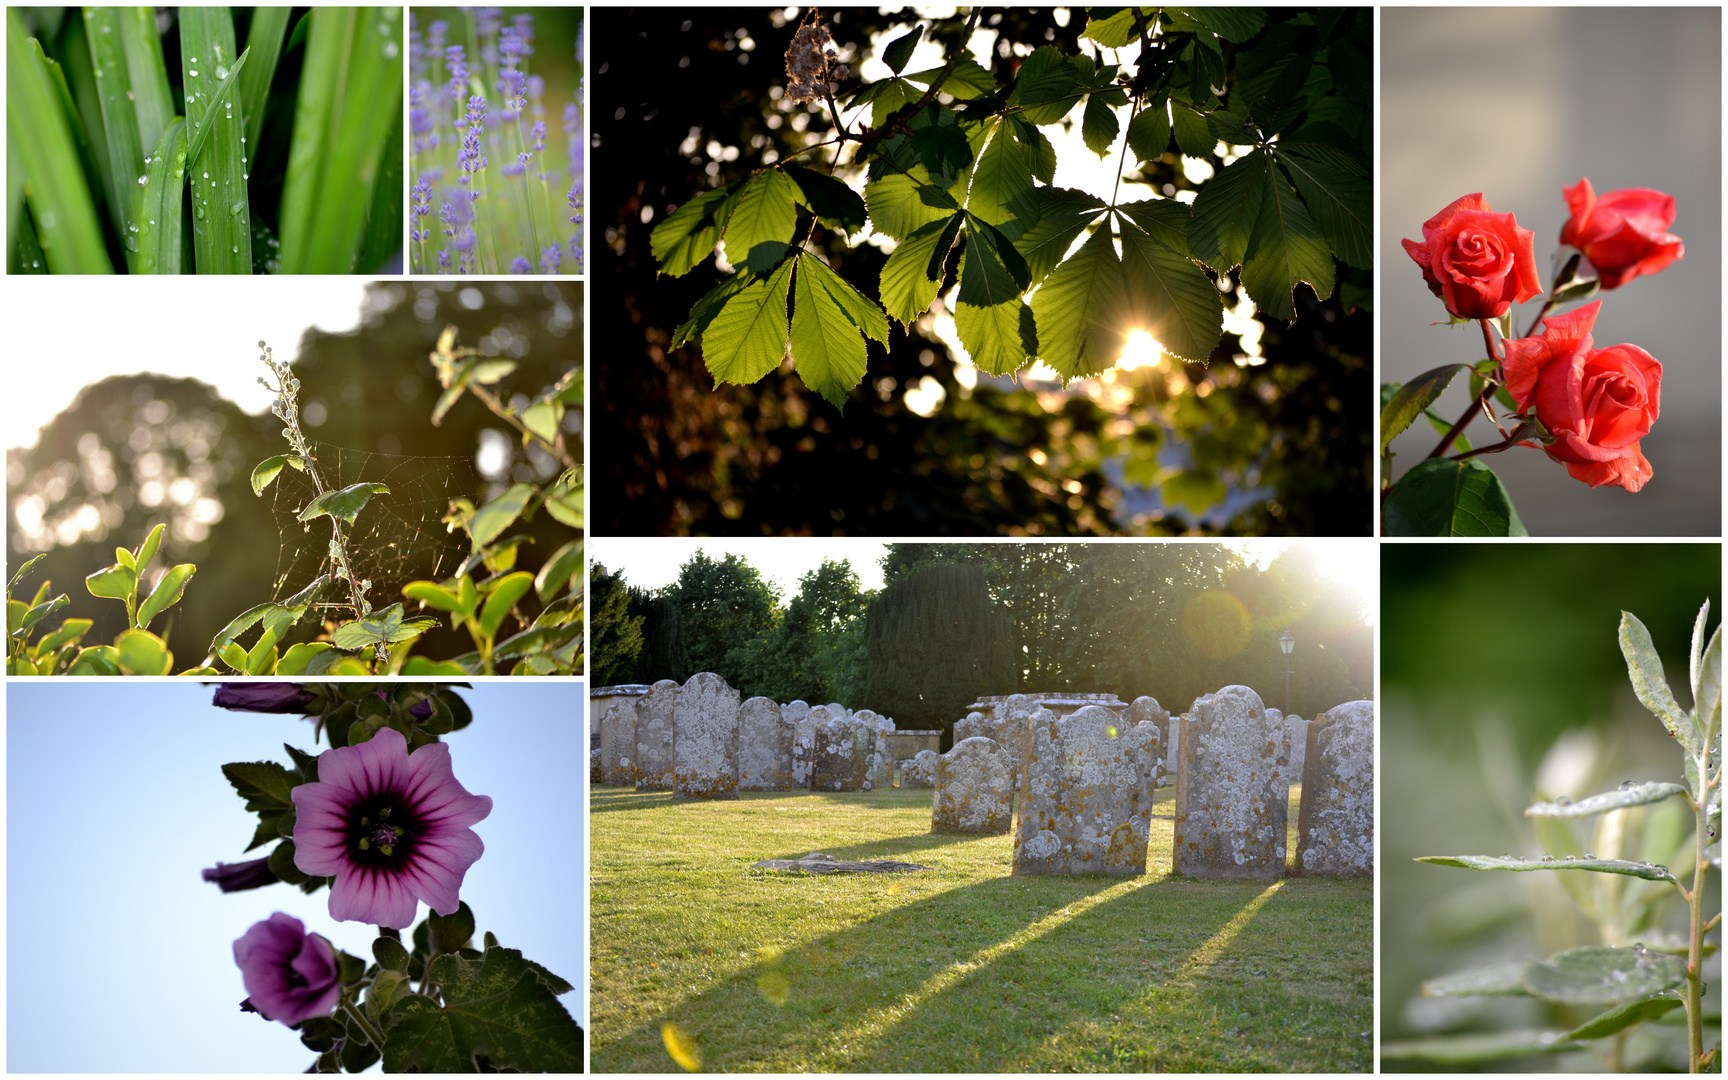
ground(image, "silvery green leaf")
xmin=1525 ymin=782 xmax=1686 ymax=818
xmin=1561 ymin=991 xmax=1683 ymax=1042
xmin=1421 ymin=961 xmax=1529 ymax=998
xmin=1619 ymin=610 xmax=1700 ymax=760
xmin=1380 ymin=1029 xmax=1570 ymax=1064
xmin=1416 ymin=853 xmax=1681 ymax=886
xmin=1521 ymin=946 xmax=1685 ymax=1006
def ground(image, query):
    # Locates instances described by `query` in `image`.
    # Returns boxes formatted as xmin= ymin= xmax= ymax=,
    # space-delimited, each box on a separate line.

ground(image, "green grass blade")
xmin=81 ymin=7 xmax=145 ymax=265
xmin=358 ymin=101 xmax=402 ymax=273
xmin=57 ymin=12 xmax=118 ymax=239
xmin=8 ymin=9 xmax=111 ymax=272
xmin=278 ymin=6 xmax=404 ymax=273
xmin=180 ymin=7 xmax=252 ymax=273
xmin=133 ymin=117 xmax=186 ymax=273
xmin=239 ymin=6 xmax=289 ymax=151
xmin=118 ymin=6 xmax=173 ymax=152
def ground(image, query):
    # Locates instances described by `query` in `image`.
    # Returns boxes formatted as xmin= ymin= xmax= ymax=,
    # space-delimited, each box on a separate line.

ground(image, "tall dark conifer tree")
xmin=863 ymin=563 xmax=1014 ymax=736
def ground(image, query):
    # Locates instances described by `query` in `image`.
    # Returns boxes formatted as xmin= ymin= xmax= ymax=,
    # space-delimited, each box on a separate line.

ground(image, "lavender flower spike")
xmin=233 ymin=912 xmax=342 ymax=1025
xmin=292 ymin=725 xmax=492 ymax=928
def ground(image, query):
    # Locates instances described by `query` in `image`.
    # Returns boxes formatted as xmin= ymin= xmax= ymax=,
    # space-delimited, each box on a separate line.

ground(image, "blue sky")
xmin=8 ymin=681 xmax=584 ymax=1073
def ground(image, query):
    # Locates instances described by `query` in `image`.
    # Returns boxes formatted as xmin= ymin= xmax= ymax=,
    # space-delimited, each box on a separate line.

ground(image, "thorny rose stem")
xmin=259 ymin=344 xmax=389 ymax=667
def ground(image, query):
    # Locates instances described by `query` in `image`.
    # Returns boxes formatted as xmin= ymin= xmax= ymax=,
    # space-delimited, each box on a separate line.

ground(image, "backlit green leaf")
xmin=957 ymin=218 xmax=1029 ymax=308
xmin=902 ymin=58 xmax=997 ymax=98
xmin=534 ymin=539 xmax=584 ymax=603
xmin=85 ymin=563 xmax=136 ymax=602
xmin=1012 ymin=187 xmax=1107 ymax=285
xmin=1117 ymin=213 xmax=1223 ymax=362
xmin=790 ymin=255 xmax=870 ymax=407
xmin=331 ymin=603 xmax=439 ymax=650
xmin=1239 ymin=153 xmax=1335 ymax=321
xmin=650 ymin=185 xmax=733 ymax=277
xmin=1172 ymin=7 xmax=1268 ymax=42
xmin=1276 ymin=143 xmax=1370 ymax=270
xmin=479 ymin=572 xmax=535 ymax=642
xmin=1030 ymin=223 xmax=1125 ymax=380
xmin=882 ymin=25 xmax=922 ymax=75
xmin=878 ymin=216 xmax=955 ymax=326
xmin=963 ymin=116 xmax=1037 ymax=227
xmin=1081 ymin=93 xmax=1120 ymax=157
xmin=672 ymin=272 xmax=753 ymax=350
xmin=136 ymin=562 xmax=194 ymax=631
xmin=702 ymin=257 xmax=795 ymax=387
xmin=800 ymin=252 xmax=888 ymax=344
xmin=864 ymin=169 xmax=951 ymax=241
xmin=1126 ymin=99 xmax=1170 ymax=164
xmin=954 ymin=299 xmax=1035 ymax=376
xmin=782 ymin=164 xmax=866 ymax=234
xmin=1187 ymin=148 xmax=1267 ymax=274
xmin=720 ymin=169 xmax=799 ymax=273
xmin=469 ymin=483 xmax=537 ymax=547
xmin=299 ymin=481 xmax=391 ymax=526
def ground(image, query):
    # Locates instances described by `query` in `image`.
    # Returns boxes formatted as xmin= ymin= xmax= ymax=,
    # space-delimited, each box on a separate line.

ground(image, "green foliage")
xmin=8 ymin=6 xmax=400 ymax=275
xmin=668 ymin=551 xmax=782 ymax=678
xmin=645 ymin=6 xmax=1370 ymax=407
xmin=626 ymin=586 xmax=689 ymax=685
xmin=863 ymin=562 xmax=1015 ymax=731
xmin=588 ymin=563 xmax=644 ymax=686
xmin=1381 ymin=458 xmax=1528 ymax=537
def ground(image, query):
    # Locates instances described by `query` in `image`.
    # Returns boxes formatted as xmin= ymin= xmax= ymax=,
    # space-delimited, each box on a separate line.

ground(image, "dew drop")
xmin=1499 ymin=853 xmax=1511 ymax=859
xmin=137 ymin=174 xmax=148 ymax=185
xmin=231 ymin=245 xmax=238 ymax=254
xmin=231 ymin=200 xmax=245 ymax=216
xmin=203 ymin=171 xmax=209 ymax=179
xmin=1556 ymin=796 xmax=1572 ymax=805
xmin=1541 ymin=854 xmax=1554 ymax=862
xmin=1564 ymin=854 xmax=1576 ymax=861
xmin=1619 ymin=780 xmax=1637 ymax=790
xmin=1582 ymin=852 xmax=1596 ymax=859
xmin=216 ymin=63 xmax=229 ymax=79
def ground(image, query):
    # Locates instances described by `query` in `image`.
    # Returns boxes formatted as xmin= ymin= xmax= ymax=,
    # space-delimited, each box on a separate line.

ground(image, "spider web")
xmin=266 ymin=441 xmax=481 ymax=611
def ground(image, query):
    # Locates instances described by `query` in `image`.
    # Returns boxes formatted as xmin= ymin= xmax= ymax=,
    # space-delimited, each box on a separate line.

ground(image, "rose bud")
xmin=1560 ymin=178 xmax=1684 ymax=290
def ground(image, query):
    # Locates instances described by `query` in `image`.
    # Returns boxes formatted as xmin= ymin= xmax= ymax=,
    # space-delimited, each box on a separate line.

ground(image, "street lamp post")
xmin=1278 ymin=628 xmax=1295 ymax=716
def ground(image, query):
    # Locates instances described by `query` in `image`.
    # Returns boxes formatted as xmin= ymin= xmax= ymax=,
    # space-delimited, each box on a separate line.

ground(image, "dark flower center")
xmin=347 ymin=796 xmax=419 ymax=864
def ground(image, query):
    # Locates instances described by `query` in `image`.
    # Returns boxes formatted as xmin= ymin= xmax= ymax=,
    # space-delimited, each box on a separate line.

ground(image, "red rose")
xmin=1560 ymin=177 xmax=1684 ymax=290
xmin=1501 ymin=300 xmax=1660 ymax=493
xmin=1402 ymin=193 xmax=1542 ymax=320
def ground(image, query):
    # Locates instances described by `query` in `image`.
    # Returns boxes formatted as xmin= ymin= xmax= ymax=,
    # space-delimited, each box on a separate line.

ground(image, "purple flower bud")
xmin=445 ymin=44 xmax=469 ymax=106
xmin=541 ymin=245 xmax=561 ymax=273
xmin=202 ymin=856 xmax=279 ymax=892
xmin=499 ymin=25 xmax=525 ymax=62
xmin=530 ymin=120 xmax=547 ymax=154
xmin=232 ymin=913 xmax=342 ymax=1025
xmin=511 ymin=12 xmax=535 ymax=53
xmin=427 ymin=20 xmax=447 ymax=56
xmin=212 ymin=683 xmax=317 ymax=713
xmin=438 ymin=248 xmax=452 ymax=271
xmin=291 ymin=726 xmax=492 ymax=928
xmin=511 ymin=256 xmax=532 ymax=274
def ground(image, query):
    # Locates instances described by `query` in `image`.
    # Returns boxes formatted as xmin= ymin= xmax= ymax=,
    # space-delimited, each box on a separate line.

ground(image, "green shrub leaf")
xmin=1521 ymin=946 xmax=1686 ymax=1006
xmin=1383 ymin=458 xmax=1527 ymax=537
xmin=299 ymin=481 xmax=391 ymax=525
xmin=1526 ymin=782 xmax=1686 ymax=819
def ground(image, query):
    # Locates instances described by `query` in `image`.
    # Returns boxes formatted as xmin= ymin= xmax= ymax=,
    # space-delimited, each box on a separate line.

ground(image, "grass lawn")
xmin=589 ymin=783 xmax=1372 ymax=1072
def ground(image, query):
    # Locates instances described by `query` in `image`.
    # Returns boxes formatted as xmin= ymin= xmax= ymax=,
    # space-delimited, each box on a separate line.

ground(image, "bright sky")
xmin=8 ymin=683 xmax=584 ymax=1072
xmin=5 ymin=276 xmax=369 ymax=449
xmin=590 ymin=537 xmax=1376 ymax=624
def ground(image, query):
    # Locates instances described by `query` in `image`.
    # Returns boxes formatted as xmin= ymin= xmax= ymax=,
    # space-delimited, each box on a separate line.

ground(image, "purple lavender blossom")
xmin=409 ymin=82 xmax=435 ymax=155
xmin=202 ymin=856 xmax=278 ymax=893
xmin=232 ymin=913 xmax=342 ymax=1025
xmin=541 ymin=245 xmax=561 ymax=273
xmin=511 ymin=12 xmax=535 ymax=54
xmin=445 ymin=44 xmax=469 ymax=108
xmin=511 ymin=256 xmax=532 ymax=274
xmin=411 ymin=176 xmax=433 ymax=243
xmin=212 ymin=683 xmax=317 ymax=713
xmin=291 ymin=726 xmax=492 ymax=928
xmin=503 ymin=152 xmax=528 ymax=178
xmin=438 ymin=248 xmax=452 ymax=271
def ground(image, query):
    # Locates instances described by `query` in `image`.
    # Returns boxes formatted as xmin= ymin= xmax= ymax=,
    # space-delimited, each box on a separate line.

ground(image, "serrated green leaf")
xmin=1240 ymin=155 xmax=1335 ymax=321
xmin=902 ymin=58 xmax=996 ymax=98
xmin=1126 ymin=99 xmax=1171 ymax=164
xmin=1380 ymin=364 xmax=1468 ymax=453
xmin=1522 ymin=946 xmax=1686 ymax=1006
xmin=1526 ymin=783 xmax=1687 ymax=819
xmin=1415 ymin=853 xmax=1681 ymax=885
xmin=672 ymin=272 xmax=753 ymax=350
xmin=867 ymin=75 xmax=919 ymax=127
xmin=907 ymin=105 xmax=972 ymax=188
xmin=1170 ymin=105 xmax=1213 ymax=158
xmin=1013 ymin=187 xmax=1107 ymax=285
xmin=1562 ymin=992 xmax=1684 ymax=1041
xmin=790 ymin=255 xmax=869 ymax=407
xmin=782 ymin=164 xmax=866 ymax=234
xmin=650 ymin=185 xmax=733 ymax=277
xmin=332 ymin=603 xmax=439 ymax=650
xmin=299 ymin=482 xmax=391 ymax=526
xmin=702 ymin=257 xmax=795 ymax=386
xmin=1173 ymin=7 xmax=1268 ymax=42
xmin=1381 ymin=1030 xmax=1570 ymax=1064
xmin=800 ymin=252 xmax=889 ymax=345
xmin=864 ymin=169 xmax=951 ymax=241
xmin=1421 ymin=961 xmax=1530 ymax=998
xmin=1275 ymin=143 xmax=1370 ymax=270
xmin=1081 ymin=9 xmax=1142 ymax=48
xmin=1081 ymin=93 xmax=1120 ymax=157
xmin=222 ymin=759 xmax=298 ymax=812
xmin=1010 ymin=46 xmax=1081 ymax=125
xmin=1187 ymin=148 xmax=1266 ymax=275
xmin=1030 ymin=223 xmax=1125 ymax=380
xmin=1117 ymin=214 xmax=1223 ymax=363
xmin=1619 ymin=610 xmax=1699 ymax=760
xmin=469 ymin=482 xmax=537 ymax=547
xmin=957 ymin=218 xmax=1029 ymax=307
xmin=136 ymin=562 xmax=194 ymax=631
xmin=1116 ymin=199 xmax=1192 ymax=256
xmin=954 ymin=299 xmax=1035 ymax=376
xmin=720 ymin=169 xmax=799 ymax=273
xmin=878 ymin=216 xmax=953 ymax=326
xmin=963 ymin=116 xmax=1037 ymax=227
xmin=383 ymin=946 xmax=582 ymax=1073
xmin=882 ymin=25 xmax=922 ymax=75
xmin=1383 ymin=459 xmax=1527 ymax=537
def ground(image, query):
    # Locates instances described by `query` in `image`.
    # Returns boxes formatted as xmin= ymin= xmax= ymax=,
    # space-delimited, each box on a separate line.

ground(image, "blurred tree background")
xmin=1381 ymin=544 xmax=1721 ymax=1069
xmin=593 ymin=540 xmax=1371 ymax=742
xmin=6 ymin=282 xmax=583 ymax=665
xmin=591 ymin=6 xmax=1371 ymax=537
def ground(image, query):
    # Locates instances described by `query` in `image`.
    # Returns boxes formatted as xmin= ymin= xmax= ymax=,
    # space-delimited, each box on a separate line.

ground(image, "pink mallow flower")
xmin=291 ymin=725 xmax=492 ymax=929
xmin=233 ymin=913 xmax=342 ymax=1025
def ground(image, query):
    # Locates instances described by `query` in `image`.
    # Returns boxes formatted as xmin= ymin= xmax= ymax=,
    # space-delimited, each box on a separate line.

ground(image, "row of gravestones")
xmin=592 ymin=674 xmax=899 ymax=797
xmin=916 ymin=686 xmax=1370 ymax=879
xmin=593 ymin=675 xmax=1373 ymax=880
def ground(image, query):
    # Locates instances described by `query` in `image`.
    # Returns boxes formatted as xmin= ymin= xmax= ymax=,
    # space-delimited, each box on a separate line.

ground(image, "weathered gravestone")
xmin=590 ymin=747 xmax=601 ymax=784
xmin=674 ymin=673 xmax=741 ymax=800
xmin=953 ymin=710 xmax=988 ymax=742
xmin=902 ymin=749 xmax=938 ymax=788
xmin=932 ymin=736 xmax=1014 ymax=834
xmin=1127 ymin=696 xmax=1170 ymax=777
xmin=1296 ymin=700 xmax=1374 ymax=877
xmin=1173 ymin=685 xmax=1290 ymax=880
xmin=598 ymin=695 xmax=638 ymax=786
xmin=785 ymin=701 xmax=814 ymax=788
xmin=810 ymin=707 xmax=868 ymax=791
xmin=633 ymin=680 xmax=679 ymax=791
xmin=1012 ymin=706 xmax=1162 ymax=876
xmin=860 ymin=710 xmax=896 ymax=788
xmin=738 ymin=696 xmax=791 ymax=791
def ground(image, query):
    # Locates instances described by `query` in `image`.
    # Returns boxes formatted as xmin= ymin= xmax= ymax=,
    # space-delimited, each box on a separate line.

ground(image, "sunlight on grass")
xmin=1172 ymin=881 xmax=1283 ymax=976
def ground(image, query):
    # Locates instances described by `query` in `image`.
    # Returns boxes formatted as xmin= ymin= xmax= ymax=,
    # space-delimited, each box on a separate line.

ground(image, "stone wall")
xmin=1296 ymin=700 xmax=1374 ymax=877
xmin=1012 ymin=705 xmax=1162 ymax=876
xmin=674 ymin=672 xmax=741 ymax=800
xmin=932 ymin=737 xmax=1014 ymax=834
xmin=1173 ymin=685 xmax=1290 ymax=880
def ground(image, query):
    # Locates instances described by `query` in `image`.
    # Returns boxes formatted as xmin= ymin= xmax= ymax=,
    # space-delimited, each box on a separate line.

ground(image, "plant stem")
xmin=1426 ymin=320 xmax=1499 ymax=459
xmin=1687 ymin=785 xmax=1706 ymax=1071
xmin=1450 ymin=423 xmax=1530 ymax=462
xmin=341 ymin=997 xmax=387 ymax=1050
xmin=1521 ymin=297 xmax=1554 ymax=339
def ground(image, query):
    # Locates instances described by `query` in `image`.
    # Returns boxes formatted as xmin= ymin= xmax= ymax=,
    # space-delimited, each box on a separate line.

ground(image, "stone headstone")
xmin=598 ymin=695 xmax=638 ymax=786
xmin=1012 ymin=706 xmax=1162 ymax=876
xmin=633 ymin=680 xmax=679 ymax=791
xmin=738 ymin=696 xmax=791 ymax=791
xmin=784 ymin=701 xmax=814 ymax=788
xmin=589 ymin=746 xmax=601 ymax=784
xmin=1127 ymin=696 xmax=1170 ymax=775
xmin=810 ymin=708 xmax=867 ymax=791
xmin=932 ymin=737 xmax=1014 ymax=834
xmin=860 ymin=710 xmax=896 ymax=787
xmin=674 ymin=673 xmax=741 ymax=800
xmin=902 ymin=749 xmax=938 ymax=788
xmin=1173 ymin=685 xmax=1290 ymax=880
xmin=1296 ymin=701 xmax=1374 ymax=877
